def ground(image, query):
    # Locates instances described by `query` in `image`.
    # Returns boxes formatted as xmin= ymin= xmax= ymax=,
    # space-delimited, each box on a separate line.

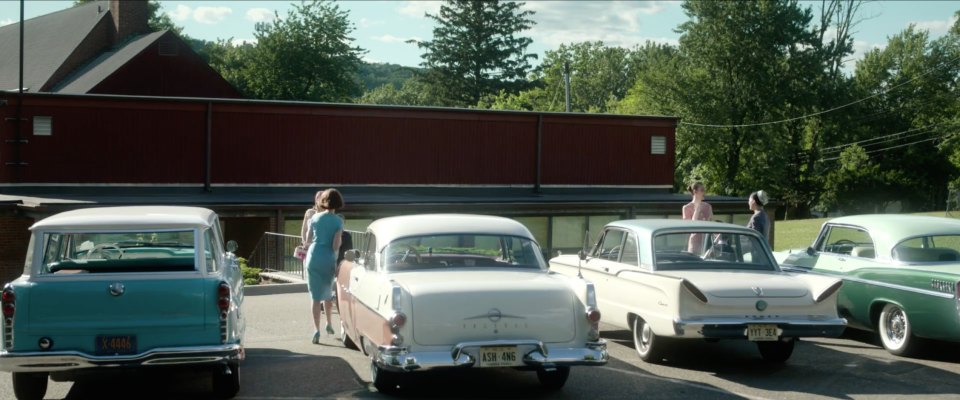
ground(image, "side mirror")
xmin=226 ymin=240 xmax=238 ymax=253
xmin=806 ymin=246 xmax=816 ymax=256
xmin=344 ymin=249 xmax=360 ymax=262
xmin=578 ymin=250 xmax=587 ymax=261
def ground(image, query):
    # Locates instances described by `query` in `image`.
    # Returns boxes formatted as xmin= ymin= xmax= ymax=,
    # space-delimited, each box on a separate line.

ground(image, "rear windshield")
xmin=653 ymin=231 xmax=776 ymax=271
xmin=893 ymin=235 xmax=960 ymax=263
xmin=382 ymin=234 xmax=546 ymax=271
xmin=39 ymin=230 xmax=197 ymax=274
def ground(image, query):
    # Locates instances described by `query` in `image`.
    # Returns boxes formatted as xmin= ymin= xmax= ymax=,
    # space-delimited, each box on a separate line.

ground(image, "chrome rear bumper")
xmin=375 ymin=339 xmax=607 ymax=372
xmin=674 ymin=317 xmax=848 ymax=339
xmin=0 ymin=344 xmax=243 ymax=373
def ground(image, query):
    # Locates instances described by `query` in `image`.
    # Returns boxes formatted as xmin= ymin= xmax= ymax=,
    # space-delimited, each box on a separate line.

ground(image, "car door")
xmin=809 ymin=224 xmax=877 ymax=325
xmin=580 ymin=228 xmax=628 ymax=327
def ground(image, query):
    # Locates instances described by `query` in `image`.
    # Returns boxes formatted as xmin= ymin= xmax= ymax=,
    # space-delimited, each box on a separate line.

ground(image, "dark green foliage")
xmin=242 ymin=0 xmax=365 ymax=101
xmin=356 ymin=63 xmax=417 ymax=91
xmin=414 ymin=0 xmax=537 ymax=107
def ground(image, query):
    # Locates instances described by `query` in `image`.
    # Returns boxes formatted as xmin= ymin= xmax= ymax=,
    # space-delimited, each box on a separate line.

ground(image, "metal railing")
xmin=247 ymin=230 xmax=365 ymax=279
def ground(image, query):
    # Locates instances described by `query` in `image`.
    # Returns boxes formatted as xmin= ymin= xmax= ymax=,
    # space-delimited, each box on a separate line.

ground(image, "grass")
xmin=772 ymin=211 xmax=959 ymax=252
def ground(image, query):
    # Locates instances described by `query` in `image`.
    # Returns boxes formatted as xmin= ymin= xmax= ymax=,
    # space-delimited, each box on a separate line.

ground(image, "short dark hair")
xmin=320 ymin=188 xmax=344 ymax=211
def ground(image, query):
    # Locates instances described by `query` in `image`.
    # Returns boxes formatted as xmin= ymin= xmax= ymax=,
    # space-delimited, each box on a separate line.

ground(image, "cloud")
xmin=0 ymin=18 xmax=14 ymax=26
xmin=246 ymin=8 xmax=274 ymax=23
xmin=230 ymin=38 xmax=258 ymax=46
xmin=523 ymin=1 xmax=676 ymax=48
xmin=359 ymin=17 xmax=384 ymax=28
xmin=372 ymin=34 xmax=421 ymax=44
xmin=168 ymin=4 xmax=192 ymax=22
xmin=397 ymin=1 xmax=442 ymax=18
xmin=911 ymin=15 xmax=959 ymax=36
xmin=194 ymin=6 xmax=232 ymax=24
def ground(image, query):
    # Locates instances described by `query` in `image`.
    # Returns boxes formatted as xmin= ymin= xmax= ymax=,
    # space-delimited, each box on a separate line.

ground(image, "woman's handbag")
xmin=294 ymin=244 xmax=307 ymax=261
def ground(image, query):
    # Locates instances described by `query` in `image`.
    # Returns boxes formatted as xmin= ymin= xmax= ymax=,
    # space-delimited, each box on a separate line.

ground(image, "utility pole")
xmin=563 ymin=61 xmax=571 ymax=112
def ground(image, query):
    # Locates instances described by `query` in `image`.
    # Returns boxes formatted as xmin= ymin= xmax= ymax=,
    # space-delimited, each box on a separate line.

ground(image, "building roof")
xmin=0 ymin=2 xmax=107 ymax=92
xmin=53 ymin=30 xmax=167 ymax=93
xmin=0 ymin=185 xmax=754 ymax=215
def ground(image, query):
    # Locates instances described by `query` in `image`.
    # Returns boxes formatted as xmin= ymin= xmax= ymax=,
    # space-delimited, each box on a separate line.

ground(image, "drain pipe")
xmin=534 ymin=113 xmax=542 ymax=194
xmin=205 ymin=102 xmax=212 ymax=192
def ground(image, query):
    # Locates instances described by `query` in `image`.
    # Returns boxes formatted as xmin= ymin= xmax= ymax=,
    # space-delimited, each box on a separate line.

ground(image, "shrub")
xmin=237 ymin=257 xmax=262 ymax=286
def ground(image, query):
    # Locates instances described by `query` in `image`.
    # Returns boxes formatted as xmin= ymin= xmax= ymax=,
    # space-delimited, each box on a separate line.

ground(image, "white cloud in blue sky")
xmin=396 ymin=1 xmax=442 ymax=19
xmin=168 ymin=4 xmax=232 ymax=25
xmin=911 ymin=14 xmax=959 ymax=35
xmin=0 ymin=18 xmax=12 ymax=26
xmin=371 ymin=34 xmax=421 ymax=45
xmin=245 ymin=8 xmax=274 ymax=23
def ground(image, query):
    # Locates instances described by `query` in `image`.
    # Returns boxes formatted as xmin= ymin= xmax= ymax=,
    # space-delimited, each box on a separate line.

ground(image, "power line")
xmin=678 ymin=53 xmax=960 ymax=129
xmin=820 ymin=125 xmax=944 ymax=155
xmin=820 ymin=133 xmax=954 ymax=162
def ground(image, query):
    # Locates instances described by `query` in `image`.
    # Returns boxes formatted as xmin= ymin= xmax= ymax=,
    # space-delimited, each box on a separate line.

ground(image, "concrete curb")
xmin=244 ymin=282 xmax=308 ymax=296
xmin=244 ymin=271 xmax=308 ymax=296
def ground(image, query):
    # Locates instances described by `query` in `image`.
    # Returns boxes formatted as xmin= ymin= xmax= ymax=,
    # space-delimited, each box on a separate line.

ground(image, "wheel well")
xmin=870 ymin=300 xmax=902 ymax=330
xmin=627 ymin=313 xmax=639 ymax=329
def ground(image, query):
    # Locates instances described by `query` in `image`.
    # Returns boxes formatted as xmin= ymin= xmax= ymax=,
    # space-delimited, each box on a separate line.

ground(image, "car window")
xmin=653 ymin=231 xmax=775 ymax=271
xmin=39 ymin=230 xmax=197 ymax=274
xmin=595 ymin=229 xmax=626 ymax=261
xmin=204 ymin=229 xmax=220 ymax=273
xmin=893 ymin=235 xmax=960 ymax=262
xmin=363 ymin=233 xmax=377 ymax=271
xmin=382 ymin=234 xmax=545 ymax=271
xmin=620 ymin=233 xmax=640 ymax=266
xmin=818 ymin=225 xmax=873 ymax=257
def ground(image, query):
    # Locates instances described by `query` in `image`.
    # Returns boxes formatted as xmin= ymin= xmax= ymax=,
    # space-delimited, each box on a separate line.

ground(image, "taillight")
xmin=389 ymin=312 xmax=406 ymax=330
xmin=682 ymin=279 xmax=709 ymax=303
xmin=815 ymin=281 xmax=844 ymax=303
xmin=217 ymin=282 xmax=230 ymax=316
xmin=586 ymin=308 xmax=601 ymax=323
xmin=1 ymin=286 xmax=14 ymax=319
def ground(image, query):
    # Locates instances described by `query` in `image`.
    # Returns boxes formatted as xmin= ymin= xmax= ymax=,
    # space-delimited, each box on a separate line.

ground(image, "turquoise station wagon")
xmin=775 ymin=215 xmax=960 ymax=357
xmin=0 ymin=206 xmax=245 ymax=399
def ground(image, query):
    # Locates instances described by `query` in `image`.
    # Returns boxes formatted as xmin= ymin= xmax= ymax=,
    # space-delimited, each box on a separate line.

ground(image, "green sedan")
xmin=774 ymin=215 xmax=960 ymax=357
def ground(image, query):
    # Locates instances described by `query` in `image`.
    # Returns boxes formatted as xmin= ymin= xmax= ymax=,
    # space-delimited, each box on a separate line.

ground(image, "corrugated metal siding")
xmin=540 ymin=119 xmax=674 ymax=186
xmin=1 ymin=95 xmax=676 ymax=187
xmin=5 ymin=98 xmax=206 ymax=183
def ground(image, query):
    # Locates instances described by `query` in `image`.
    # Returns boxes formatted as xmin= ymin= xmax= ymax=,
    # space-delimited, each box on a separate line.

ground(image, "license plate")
xmin=95 ymin=335 xmax=137 ymax=355
xmin=746 ymin=324 xmax=779 ymax=341
xmin=478 ymin=346 xmax=521 ymax=367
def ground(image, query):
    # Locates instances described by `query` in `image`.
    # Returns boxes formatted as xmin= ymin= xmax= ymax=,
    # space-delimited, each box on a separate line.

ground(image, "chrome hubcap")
xmin=885 ymin=309 xmax=906 ymax=345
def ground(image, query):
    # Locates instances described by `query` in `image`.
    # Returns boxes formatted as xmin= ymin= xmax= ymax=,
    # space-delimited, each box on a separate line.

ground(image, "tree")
xmin=242 ymin=0 xmax=365 ymax=101
xmin=413 ymin=0 xmax=537 ymax=107
xmin=844 ymin=22 xmax=960 ymax=211
xmin=358 ymin=78 xmax=443 ymax=106
xmin=657 ymin=0 xmax=822 ymax=197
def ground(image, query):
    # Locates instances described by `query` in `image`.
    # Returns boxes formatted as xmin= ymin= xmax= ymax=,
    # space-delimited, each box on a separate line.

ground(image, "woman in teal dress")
xmin=303 ymin=188 xmax=344 ymax=344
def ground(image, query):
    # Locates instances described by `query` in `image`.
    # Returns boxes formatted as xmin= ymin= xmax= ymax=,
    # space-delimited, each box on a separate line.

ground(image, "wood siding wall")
xmin=0 ymin=94 xmax=676 ymax=186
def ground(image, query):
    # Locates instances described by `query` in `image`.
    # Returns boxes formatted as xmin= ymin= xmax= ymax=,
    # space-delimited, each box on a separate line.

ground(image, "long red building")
xmin=0 ymin=93 xmax=759 ymax=283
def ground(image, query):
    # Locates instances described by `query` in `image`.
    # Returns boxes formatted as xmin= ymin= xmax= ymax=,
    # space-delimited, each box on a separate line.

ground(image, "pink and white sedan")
xmin=336 ymin=214 xmax=607 ymax=393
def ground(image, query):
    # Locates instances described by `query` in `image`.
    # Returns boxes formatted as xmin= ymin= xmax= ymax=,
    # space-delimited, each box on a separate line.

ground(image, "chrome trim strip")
xmin=0 ymin=344 xmax=242 ymax=373
xmin=373 ymin=339 xmax=608 ymax=372
xmin=780 ymin=265 xmax=956 ymax=299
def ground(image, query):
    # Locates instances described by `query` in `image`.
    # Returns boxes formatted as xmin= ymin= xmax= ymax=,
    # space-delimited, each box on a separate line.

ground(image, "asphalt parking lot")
xmin=2 ymin=286 xmax=960 ymax=399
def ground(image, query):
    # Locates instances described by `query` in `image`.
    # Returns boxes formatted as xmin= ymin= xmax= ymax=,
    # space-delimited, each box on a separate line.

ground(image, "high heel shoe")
xmin=325 ymin=323 xmax=335 ymax=335
xmin=312 ymin=331 xmax=320 ymax=344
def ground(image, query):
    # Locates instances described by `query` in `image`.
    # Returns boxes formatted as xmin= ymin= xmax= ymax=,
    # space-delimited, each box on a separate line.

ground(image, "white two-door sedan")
xmin=550 ymin=219 xmax=846 ymax=363
xmin=336 ymin=214 xmax=608 ymax=393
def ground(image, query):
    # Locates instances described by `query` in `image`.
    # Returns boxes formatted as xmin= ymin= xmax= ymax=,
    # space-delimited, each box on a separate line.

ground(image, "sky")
xmin=1 ymin=1 xmax=958 ymax=69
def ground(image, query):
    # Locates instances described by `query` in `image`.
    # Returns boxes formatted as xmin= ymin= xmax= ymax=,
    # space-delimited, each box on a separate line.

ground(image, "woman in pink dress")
xmin=682 ymin=182 xmax=713 ymax=254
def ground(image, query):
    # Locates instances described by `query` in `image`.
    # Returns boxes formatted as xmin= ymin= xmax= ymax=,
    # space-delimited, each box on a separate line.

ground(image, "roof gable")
xmin=53 ymin=30 xmax=167 ymax=93
xmin=0 ymin=2 xmax=109 ymax=92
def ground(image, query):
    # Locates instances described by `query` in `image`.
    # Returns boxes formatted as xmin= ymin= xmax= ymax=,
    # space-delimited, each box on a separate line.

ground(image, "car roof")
xmin=825 ymin=214 xmax=960 ymax=251
xmin=607 ymin=219 xmax=757 ymax=235
xmin=31 ymin=206 xmax=217 ymax=231
xmin=368 ymin=214 xmax=536 ymax=249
